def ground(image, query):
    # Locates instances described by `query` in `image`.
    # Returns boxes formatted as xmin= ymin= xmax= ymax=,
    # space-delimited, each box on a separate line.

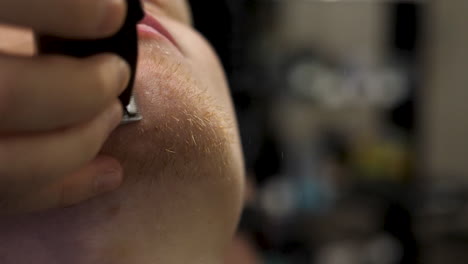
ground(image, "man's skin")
xmin=0 ymin=1 xmax=245 ymax=263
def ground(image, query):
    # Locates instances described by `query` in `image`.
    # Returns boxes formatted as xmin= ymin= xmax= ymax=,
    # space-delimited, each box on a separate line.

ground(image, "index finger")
xmin=0 ymin=0 xmax=127 ymax=38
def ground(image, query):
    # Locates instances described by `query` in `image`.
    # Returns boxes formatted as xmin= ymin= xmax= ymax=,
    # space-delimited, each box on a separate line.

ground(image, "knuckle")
xmin=79 ymin=65 xmax=112 ymax=112
xmin=65 ymin=2 xmax=102 ymax=35
xmin=65 ymin=0 xmax=124 ymax=37
xmin=91 ymin=58 xmax=116 ymax=100
xmin=92 ymin=69 xmax=113 ymax=105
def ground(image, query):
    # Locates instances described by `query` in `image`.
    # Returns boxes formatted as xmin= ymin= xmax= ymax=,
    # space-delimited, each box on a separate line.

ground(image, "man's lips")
xmin=138 ymin=13 xmax=180 ymax=50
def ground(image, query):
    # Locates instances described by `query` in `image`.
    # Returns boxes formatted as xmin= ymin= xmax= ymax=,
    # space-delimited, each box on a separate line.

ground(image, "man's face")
xmin=0 ymin=1 xmax=244 ymax=264
xmin=105 ymin=0 xmax=235 ymax=164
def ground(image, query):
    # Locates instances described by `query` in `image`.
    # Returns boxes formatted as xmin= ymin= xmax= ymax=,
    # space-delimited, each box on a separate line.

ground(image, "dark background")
xmin=189 ymin=1 xmax=468 ymax=263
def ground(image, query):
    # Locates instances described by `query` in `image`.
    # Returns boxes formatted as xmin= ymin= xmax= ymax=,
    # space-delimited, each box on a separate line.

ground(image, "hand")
xmin=0 ymin=0 xmax=130 ymax=214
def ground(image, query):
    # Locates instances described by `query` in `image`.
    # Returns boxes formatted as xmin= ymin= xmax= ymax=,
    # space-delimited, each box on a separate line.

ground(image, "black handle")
xmin=35 ymin=0 xmax=144 ymax=108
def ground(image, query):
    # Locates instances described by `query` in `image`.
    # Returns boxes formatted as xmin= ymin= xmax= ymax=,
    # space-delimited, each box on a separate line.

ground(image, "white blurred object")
xmin=365 ymin=234 xmax=403 ymax=264
xmin=315 ymin=241 xmax=360 ymax=264
xmin=259 ymin=176 xmax=296 ymax=219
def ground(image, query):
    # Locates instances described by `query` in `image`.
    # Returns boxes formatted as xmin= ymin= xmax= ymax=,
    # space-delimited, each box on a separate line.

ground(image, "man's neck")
xmin=0 ymin=194 xmax=120 ymax=264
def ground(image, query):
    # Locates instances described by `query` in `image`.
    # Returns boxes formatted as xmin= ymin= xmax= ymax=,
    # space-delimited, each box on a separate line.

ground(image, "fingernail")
xmin=99 ymin=0 xmax=127 ymax=36
xmin=94 ymin=168 xmax=123 ymax=194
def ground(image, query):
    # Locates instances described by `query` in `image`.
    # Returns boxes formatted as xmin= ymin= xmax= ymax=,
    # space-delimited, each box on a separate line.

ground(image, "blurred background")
xmin=190 ymin=0 xmax=468 ymax=263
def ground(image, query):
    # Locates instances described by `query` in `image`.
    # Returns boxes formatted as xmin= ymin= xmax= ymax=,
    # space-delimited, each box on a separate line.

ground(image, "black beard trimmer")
xmin=35 ymin=0 xmax=145 ymax=125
